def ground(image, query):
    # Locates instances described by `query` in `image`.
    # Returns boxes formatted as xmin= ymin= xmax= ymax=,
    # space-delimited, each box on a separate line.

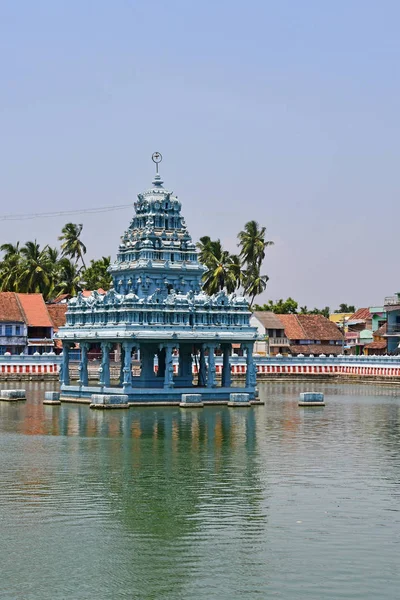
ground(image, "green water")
xmin=1 ymin=381 xmax=400 ymax=599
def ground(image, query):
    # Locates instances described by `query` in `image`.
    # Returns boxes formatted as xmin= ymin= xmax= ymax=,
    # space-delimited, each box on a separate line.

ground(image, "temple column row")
xmin=60 ymin=340 xmax=254 ymax=389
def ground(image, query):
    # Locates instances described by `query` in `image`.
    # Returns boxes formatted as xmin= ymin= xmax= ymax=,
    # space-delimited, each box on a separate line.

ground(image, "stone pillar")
xmin=78 ymin=342 xmax=90 ymax=386
xmin=244 ymin=342 xmax=257 ymax=388
xmin=164 ymin=343 xmax=175 ymax=388
xmin=119 ymin=343 xmax=125 ymax=386
xmin=157 ymin=347 xmax=166 ymax=378
xmin=141 ymin=344 xmax=156 ymax=382
xmin=122 ymin=341 xmax=133 ymax=387
xmin=206 ymin=343 xmax=217 ymax=388
xmin=221 ymin=343 xmax=232 ymax=388
xmin=178 ymin=344 xmax=193 ymax=386
xmin=60 ymin=341 xmax=70 ymax=386
xmin=99 ymin=342 xmax=112 ymax=387
xmin=198 ymin=344 xmax=207 ymax=386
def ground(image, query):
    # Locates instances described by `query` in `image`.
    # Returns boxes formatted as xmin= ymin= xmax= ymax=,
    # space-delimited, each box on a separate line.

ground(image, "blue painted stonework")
xmin=57 ymin=162 xmax=258 ymax=403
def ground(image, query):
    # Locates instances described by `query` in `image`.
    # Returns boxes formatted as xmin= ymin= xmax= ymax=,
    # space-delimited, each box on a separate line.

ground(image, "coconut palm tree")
xmin=0 ymin=242 xmax=22 ymax=291
xmin=59 ymin=223 xmax=87 ymax=268
xmin=196 ymin=236 xmax=218 ymax=267
xmin=0 ymin=242 xmax=21 ymax=260
xmin=18 ymin=241 xmax=53 ymax=297
xmin=43 ymin=246 xmax=62 ymax=299
xmin=242 ymin=267 xmax=269 ymax=307
xmin=237 ymin=220 xmax=274 ymax=269
xmin=201 ymin=240 xmax=241 ymax=295
xmin=55 ymin=258 xmax=82 ymax=296
xmin=81 ymin=256 xmax=112 ymax=291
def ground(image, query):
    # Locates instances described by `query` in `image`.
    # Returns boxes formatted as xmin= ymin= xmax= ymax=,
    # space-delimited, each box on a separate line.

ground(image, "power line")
xmin=0 ymin=203 xmax=132 ymax=222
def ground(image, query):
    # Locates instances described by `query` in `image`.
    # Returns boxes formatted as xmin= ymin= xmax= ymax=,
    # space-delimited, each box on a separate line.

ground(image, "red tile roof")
xmin=47 ymin=304 xmax=67 ymax=331
xmin=349 ymin=308 xmax=371 ymax=321
xmin=276 ymin=315 xmax=305 ymax=340
xmin=297 ymin=314 xmax=343 ymax=340
xmin=0 ymin=292 xmax=25 ymax=322
xmin=276 ymin=314 xmax=343 ymax=342
xmin=364 ymin=341 xmax=387 ymax=350
xmin=16 ymin=294 xmax=53 ymax=327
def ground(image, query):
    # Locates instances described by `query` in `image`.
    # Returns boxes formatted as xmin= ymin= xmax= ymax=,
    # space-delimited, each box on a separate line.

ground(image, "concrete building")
xmin=364 ymin=323 xmax=387 ymax=355
xmin=384 ymin=294 xmax=400 ymax=353
xmin=0 ymin=292 xmax=55 ymax=355
xmin=345 ymin=308 xmax=373 ymax=355
xmin=0 ymin=293 xmax=27 ymax=355
xmin=250 ymin=311 xmax=290 ymax=355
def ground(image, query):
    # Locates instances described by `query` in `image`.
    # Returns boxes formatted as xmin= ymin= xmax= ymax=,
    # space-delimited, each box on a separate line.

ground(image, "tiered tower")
xmin=57 ymin=155 xmax=258 ymax=404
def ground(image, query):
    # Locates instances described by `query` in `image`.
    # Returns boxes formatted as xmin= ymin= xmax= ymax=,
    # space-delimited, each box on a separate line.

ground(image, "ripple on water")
xmin=0 ymin=382 xmax=400 ymax=599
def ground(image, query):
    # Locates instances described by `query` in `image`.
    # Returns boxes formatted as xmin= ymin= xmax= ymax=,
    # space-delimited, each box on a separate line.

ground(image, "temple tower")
xmin=57 ymin=154 xmax=258 ymax=404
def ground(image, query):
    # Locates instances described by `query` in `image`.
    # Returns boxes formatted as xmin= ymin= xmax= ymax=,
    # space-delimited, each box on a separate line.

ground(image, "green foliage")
xmin=81 ymin=257 xmax=112 ymax=291
xmin=197 ymin=220 xmax=273 ymax=305
xmin=300 ymin=305 xmax=330 ymax=318
xmin=254 ymin=297 xmax=298 ymax=314
xmin=237 ymin=220 xmax=274 ymax=269
xmin=0 ymin=217 xmax=275 ymax=307
xmin=0 ymin=224 xmax=96 ymax=300
xmin=254 ymin=299 xmax=331 ymax=318
xmin=334 ymin=303 xmax=356 ymax=314
xmin=58 ymin=223 xmax=87 ymax=268
xmin=197 ymin=238 xmax=241 ymax=295
xmin=54 ymin=258 xmax=82 ymax=297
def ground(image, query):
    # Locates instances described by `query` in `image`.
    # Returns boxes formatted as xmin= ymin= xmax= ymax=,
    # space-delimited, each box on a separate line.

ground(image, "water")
xmin=1 ymin=381 xmax=400 ymax=599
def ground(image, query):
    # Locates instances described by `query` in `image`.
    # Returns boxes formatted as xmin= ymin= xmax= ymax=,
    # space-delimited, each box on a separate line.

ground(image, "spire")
xmin=151 ymin=152 xmax=163 ymax=187
xmin=152 ymin=172 xmax=164 ymax=187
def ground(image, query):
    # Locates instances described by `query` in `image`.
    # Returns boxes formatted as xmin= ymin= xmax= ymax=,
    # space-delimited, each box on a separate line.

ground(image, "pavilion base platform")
xmin=60 ymin=385 xmax=263 ymax=406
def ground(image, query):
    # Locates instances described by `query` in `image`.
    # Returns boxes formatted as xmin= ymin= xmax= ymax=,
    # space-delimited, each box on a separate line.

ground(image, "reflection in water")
xmin=0 ymin=382 xmax=400 ymax=599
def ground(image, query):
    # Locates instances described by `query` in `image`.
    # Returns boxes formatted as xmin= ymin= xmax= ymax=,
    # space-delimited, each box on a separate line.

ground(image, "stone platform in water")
xmin=180 ymin=393 xmax=203 ymax=407
xmin=61 ymin=385 xmax=256 ymax=406
xmin=299 ymin=392 xmax=325 ymax=406
xmin=90 ymin=394 xmax=129 ymax=409
xmin=0 ymin=389 xmax=26 ymax=401
xmin=43 ymin=391 xmax=61 ymax=405
xmin=228 ymin=393 xmax=251 ymax=407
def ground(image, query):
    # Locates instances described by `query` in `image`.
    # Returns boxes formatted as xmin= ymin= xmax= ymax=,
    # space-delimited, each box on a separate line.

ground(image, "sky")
xmin=0 ymin=0 xmax=399 ymax=310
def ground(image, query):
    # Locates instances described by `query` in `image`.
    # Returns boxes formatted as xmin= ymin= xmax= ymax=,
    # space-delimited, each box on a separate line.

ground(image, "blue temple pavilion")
xmin=56 ymin=156 xmax=258 ymax=404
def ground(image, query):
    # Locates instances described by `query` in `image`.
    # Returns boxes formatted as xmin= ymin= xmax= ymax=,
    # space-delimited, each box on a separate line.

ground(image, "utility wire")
xmin=0 ymin=203 xmax=132 ymax=222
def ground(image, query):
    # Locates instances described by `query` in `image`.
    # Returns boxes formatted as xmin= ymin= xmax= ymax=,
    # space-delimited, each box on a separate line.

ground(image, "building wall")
xmin=370 ymin=309 xmax=386 ymax=332
xmin=0 ymin=322 xmax=28 ymax=354
xmin=387 ymin=309 xmax=400 ymax=353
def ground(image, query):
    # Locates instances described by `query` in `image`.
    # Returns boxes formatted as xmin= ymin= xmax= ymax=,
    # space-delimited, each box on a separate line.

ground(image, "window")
xmin=5 ymin=325 xmax=12 ymax=336
xmin=15 ymin=325 xmax=21 ymax=335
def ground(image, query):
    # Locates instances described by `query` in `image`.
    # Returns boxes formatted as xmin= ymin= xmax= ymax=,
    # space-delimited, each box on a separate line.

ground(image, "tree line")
xmin=0 ymin=223 xmax=111 ymax=300
xmin=0 ymin=219 xmax=355 ymax=317
xmin=0 ymin=219 xmax=275 ymax=306
xmin=253 ymin=298 xmax=356 ymax=316
xmin=197 ymin=220 xmax=273 ymax=306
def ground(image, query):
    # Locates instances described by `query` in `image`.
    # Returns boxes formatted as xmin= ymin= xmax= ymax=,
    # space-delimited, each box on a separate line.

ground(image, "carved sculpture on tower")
xmin=56 ymin=154 xmax=258 ymax=404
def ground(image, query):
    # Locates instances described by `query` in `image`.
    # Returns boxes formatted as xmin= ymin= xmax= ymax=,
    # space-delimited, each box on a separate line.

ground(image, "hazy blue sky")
xmin=1 ymin=0 xmax=399 ymax=309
